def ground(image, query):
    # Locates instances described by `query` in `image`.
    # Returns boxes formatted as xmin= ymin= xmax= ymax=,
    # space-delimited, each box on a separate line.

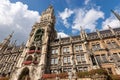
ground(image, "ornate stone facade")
xmin=0 ymin=6 xmax=120 ymax=80
xmin=0 ymin=32 xmax=24 ymax=77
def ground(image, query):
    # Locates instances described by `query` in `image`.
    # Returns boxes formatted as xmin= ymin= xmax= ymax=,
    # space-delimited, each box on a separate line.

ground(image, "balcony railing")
xmin=27 ymin=50 xmax=41 ymax=54
xmin=22 ymin=61 xmax=32 ymax=65
xmin=27 ymin=50 xmax=35 ymax=54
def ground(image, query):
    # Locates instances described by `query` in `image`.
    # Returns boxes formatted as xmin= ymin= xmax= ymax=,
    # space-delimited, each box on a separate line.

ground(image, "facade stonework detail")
xmin=0 ymin=6 xmax=120 ymax=80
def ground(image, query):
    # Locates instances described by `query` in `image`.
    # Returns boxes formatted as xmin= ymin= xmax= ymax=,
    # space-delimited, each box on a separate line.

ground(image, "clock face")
xmin=34 ymin=28 xmax=44 ymax=41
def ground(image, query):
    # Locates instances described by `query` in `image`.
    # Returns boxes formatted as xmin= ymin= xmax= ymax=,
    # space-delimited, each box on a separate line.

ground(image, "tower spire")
xmin=111 ymin=10 xmax=120 ymax=21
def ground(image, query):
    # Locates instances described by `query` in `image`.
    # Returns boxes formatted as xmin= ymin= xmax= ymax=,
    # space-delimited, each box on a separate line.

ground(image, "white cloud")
xmin=57 ymin=32 xmax=69 ymax=38
xmin=58 ymin=6 xmax=104 ymax=34
xmin=84 ymin=0 xmax=90 ymax=5
xmin=102 ymin=11 xmax=120 ymax=29
xmin=0 ymin=0 xmax=40 ymax=44
xmin=72 ymin=8 xmax=104 ymax=32
xmin=59 ymin=8 xmax=73 ymax=28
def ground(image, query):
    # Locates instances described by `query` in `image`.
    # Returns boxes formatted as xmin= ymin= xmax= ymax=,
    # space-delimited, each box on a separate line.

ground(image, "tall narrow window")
xmin=67 ymin=57 xmax=70 ymax=63
xmin=63 ymin=47 xmax=69 ymax=53
xmin=113 ymin=53 xmax=120 ymax=62
xmin=111 ymin=41 xmax=119 ymax=48
xmin=96 ymin=43 xmax=101 ymax=50
xmin=63 ymin=57 xmax=67 ymax=63
xmin=75 ymin=45 xmax=83 ymax=51
xmin=52 ymin=49 xmax=58 ymax=54
xmin=55 ymin=58 xmax=58 ymax=64
xmin=101 ymin=54 xmax=108 ymax=63
xmin=79 ymin=45 xmax=83 ymax=51
xmin=92 ymin=44 xmax=96 ymax=51
xmin=51 ymin=58 xmax=58 ymax=64
xmin=76 ymin=55 xmax=80 ymax=62
xmin=107 ymin=42 xmax=112 ymax=49
xmin=81 ymin=54 xmax=85 ymax=62
xmin=96 ymin=55 xmax=102 ymax=64
xmin=63 ymin=56 xmax=71 ymax=63
xmin=51 ymin=59 xmax=54 ymax=64
xmin=76 ymin=54 xmax=86 ymax=63
xmin=75 ymin=46 xmax=79 ymax=51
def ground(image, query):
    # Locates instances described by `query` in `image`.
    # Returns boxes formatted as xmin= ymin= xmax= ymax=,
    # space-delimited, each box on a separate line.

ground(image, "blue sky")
xmin=0 ymin=0 xmax=120 ymax=44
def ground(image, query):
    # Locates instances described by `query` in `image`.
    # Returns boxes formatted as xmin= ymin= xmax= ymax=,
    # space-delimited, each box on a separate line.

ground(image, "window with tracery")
xmin=92 ymin=42 xmax=101 ymax=51
xmin=76 ymin=54 xmax=86 ymax=63
xmin=75 ymin=45 xmax=83 ymax=51
xmin=63 ymin=47 xmax=69 ymax=53
xmin=52 ymin=48 xmax=58 ymax=54
xmin=63 ymin=56 xmax=70 ymax=63
xmin=51 ymin=58 xmax=58 ymax=64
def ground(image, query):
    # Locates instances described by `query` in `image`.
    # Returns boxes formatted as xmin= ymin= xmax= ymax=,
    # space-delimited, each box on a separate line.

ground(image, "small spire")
xmin=70 ymin=36 xmax=72 ymax=41
xmin=96 ymin=29 xmax=102 ymax=39
xmin=48 ymin=4 xmax=53 ymax=9
xmin=0 ymin=31 xmax=14 ymax=51
xmin=108 ymin=25 xmax=115 ymax=36
xmin=80 ymin=26 xmax=83 ymax=31
xmin=4 ymin=31 xmax=14 ymax=41
xmin=108 ymin=25 xmax=111 ymax=29
xmin=20 ymin=42 xmax=25 ymax=49
xmin=13 ymin=40 xmax=17 ymax=45
xmin=80 ymin=26 xmax=87 ymax=40
xmin=8 ymin=31 xmax=14 ymax=40
xmin=59 ymin=35 xmax=61 ymax=43
xmin=111 ymin=10 xmax=120 ymax=21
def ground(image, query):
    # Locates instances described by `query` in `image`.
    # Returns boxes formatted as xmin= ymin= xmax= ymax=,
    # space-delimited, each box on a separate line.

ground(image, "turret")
xmin=10 ymin=6 xmax=57 ymax=80
xmin=0 ymin=32 xmax=14 ymax=52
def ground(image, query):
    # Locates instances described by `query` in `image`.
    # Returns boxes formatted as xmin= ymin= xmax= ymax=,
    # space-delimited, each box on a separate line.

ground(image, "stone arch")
xmin=18 ymin=67 xmax=31 ymax=80
xmin=26 ymin=55 xmax=33 ymax=61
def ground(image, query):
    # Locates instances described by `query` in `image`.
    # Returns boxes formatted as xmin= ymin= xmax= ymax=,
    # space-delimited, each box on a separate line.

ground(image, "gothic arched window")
xmin=26 ymin=56 xmax=33 ymax=61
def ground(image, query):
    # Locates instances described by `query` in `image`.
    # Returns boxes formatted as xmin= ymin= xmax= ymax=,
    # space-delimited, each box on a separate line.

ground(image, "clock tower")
xmin=10 ymin=5 xmax=57 ymax=80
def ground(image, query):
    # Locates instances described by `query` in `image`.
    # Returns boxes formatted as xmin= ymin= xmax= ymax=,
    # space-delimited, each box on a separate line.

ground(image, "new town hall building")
xmin=0 ymin=6 xmax=120 ymax=80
